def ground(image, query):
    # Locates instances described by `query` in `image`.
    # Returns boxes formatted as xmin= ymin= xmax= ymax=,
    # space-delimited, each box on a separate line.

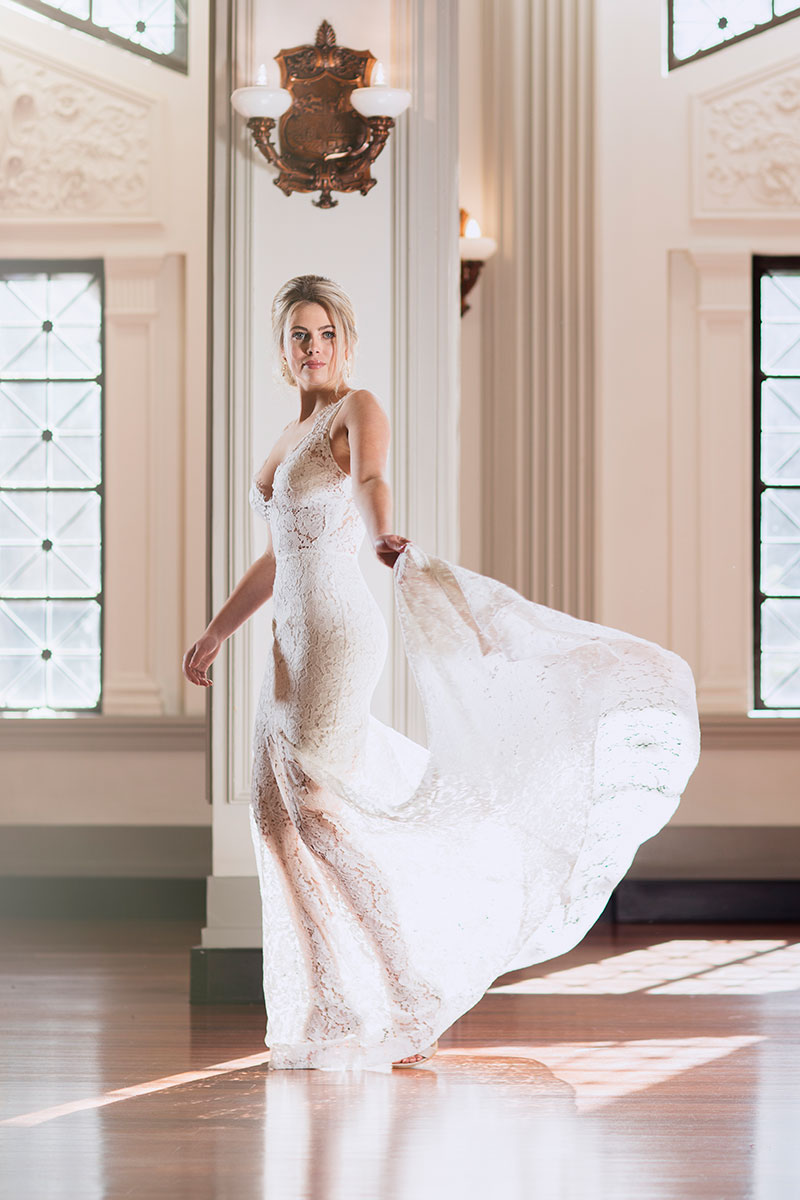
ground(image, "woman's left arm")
xmin=345 ymin=389 xmax=409 ymax=568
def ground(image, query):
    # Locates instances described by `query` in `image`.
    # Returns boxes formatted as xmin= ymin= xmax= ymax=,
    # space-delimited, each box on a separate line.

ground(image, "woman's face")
xmin=284 ymin=302 xmax=343 ymax=388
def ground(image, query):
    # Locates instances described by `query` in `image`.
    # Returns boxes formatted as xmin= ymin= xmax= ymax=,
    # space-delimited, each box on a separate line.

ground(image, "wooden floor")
xmin=2 ymin=917 xmax=799 ymax=1199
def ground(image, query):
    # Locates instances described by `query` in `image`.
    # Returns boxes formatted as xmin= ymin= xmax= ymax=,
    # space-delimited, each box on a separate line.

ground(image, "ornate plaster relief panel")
xmin=692 ymin=57 xmax=800 ymax=219
xmin=0 ymin=34 xmax=161 ymax=225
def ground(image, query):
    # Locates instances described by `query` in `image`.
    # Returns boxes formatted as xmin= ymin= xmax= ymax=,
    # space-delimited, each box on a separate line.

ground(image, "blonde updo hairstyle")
xmin=272 ymin=275 xmax=358 ymax=390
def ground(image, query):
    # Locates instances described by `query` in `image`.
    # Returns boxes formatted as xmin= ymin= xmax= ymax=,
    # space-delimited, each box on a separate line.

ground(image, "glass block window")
xmin=7 ymin=0 xmax=188 ymax=73
xmin=669 ymin=1 xmax=800 ymax=70
xmin=753 ymin=257 xmax=800 ymax=710
xmin=0 ymin=263 xmax=104 ymax=713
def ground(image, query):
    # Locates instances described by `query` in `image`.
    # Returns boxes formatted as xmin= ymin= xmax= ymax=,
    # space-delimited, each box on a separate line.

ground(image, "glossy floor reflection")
xmin=1 ymin=918 xmax=799 ymax=1198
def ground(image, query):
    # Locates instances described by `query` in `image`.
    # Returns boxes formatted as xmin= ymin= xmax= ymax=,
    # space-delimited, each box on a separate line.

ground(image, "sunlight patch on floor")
xmin=1 ymin=1051 xmax=272 ymax=1127
xmin=441 ymin=1037 xmax=764 ymax=1112
xmin=3 ymin=1034 xmax=770 ymax=1127
xmin=488 ymin=939 xmax=798 ymax=995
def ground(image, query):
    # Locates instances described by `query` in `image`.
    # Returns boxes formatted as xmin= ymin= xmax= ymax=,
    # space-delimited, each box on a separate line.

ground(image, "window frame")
xmin=668 ymin=0 xmax=800 ymax=71
xmin=7 ymin=0 xmax=188 ymax=74
xmin=0 ymin=257 xmax=106 ymax=715
xmin=752 ymin=254 xmax=800 ymax=713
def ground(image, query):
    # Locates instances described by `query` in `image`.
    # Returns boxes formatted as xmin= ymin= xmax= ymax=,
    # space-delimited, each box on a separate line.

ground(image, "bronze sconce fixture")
xmin=231 ymin=22 xmax=411 ymax=209
xmin=459 ymin=208 xmax=497 ymax=316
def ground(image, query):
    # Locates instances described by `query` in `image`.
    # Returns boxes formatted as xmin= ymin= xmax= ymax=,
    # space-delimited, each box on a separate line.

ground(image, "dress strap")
xmin=307 ymin=393 xmax=348 ymax=454
xmin=319 ymin=391 xmax=351 ymax=428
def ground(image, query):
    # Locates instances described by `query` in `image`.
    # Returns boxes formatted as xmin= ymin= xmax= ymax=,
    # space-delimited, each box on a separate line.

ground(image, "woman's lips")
xmin=305 ymin=362 xmax=325 ymax=369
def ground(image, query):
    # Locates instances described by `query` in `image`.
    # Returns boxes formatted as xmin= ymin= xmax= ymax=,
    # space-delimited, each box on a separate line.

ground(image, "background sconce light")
xmin=459 ymin=208 xmax=497 ymax=316
xmin=230 ymin=21 xmax=411 ymax=209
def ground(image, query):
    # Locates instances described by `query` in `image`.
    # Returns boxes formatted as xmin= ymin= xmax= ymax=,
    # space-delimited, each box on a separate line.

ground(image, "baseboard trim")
xmin=3 ymin=877 xmax=797 ymax=1002
xmin=190 ymin=946 xmax=264 ymax=1005
xmin=614 ymin=880 xmax=800 ymax=923
xmin=627 ymin=826 xmax=800 ymax=879
xmin=0 ymin=877 xmax=206 ymax=920
xmin=188 ymin=880 xmax=800 ymax=1004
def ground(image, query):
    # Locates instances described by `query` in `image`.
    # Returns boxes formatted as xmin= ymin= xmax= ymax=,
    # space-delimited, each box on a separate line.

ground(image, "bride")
xmin=183 ymin=274 xmax=701 ymax=1072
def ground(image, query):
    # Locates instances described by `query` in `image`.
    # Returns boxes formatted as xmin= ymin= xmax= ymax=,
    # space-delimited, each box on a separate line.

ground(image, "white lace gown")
xmin=248 ymin=395 xmax=701 ymax=1071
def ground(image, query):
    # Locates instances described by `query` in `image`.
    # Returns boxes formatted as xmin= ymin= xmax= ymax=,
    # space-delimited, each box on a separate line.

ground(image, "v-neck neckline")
xmin=253 ymin=391 xmax=352 ymax=504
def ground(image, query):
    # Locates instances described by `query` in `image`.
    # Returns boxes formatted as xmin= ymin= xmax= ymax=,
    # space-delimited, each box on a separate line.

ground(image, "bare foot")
xmin=392 ymin=1041 xmax=438 ymax=1066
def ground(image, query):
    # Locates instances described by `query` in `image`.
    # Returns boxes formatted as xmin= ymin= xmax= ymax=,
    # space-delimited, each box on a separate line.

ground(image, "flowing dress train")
xmin=248 ymin=395 xmax=701 ymax=1070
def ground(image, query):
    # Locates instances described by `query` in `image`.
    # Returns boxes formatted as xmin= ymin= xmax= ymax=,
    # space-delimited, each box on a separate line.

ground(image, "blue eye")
xmin=323 ymin=330 xmax=335 ymax=339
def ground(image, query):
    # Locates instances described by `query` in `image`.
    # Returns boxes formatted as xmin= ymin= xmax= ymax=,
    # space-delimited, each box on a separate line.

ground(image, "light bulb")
xmin=256 ymin=62 xmax=268 ymax=86
xmin=464 ymin=216 xmax=482 ymax=238
xmin=371 ymin=60 xmax=387 ymax=86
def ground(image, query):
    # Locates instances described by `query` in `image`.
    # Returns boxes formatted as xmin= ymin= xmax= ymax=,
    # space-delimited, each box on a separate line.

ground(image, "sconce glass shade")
xmin=232 ymin=24 xmax=409 ymax=207
xmin=231 ymin=86 xmax=292 ymax=120
xmin=350 ymin=86 xmax=411 ymax=119
xmin=459 ymin=235 xmax=497 ymax=262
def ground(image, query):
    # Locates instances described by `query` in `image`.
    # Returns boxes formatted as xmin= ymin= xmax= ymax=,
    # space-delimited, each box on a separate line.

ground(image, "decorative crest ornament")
xmin=233 ymin=21 xmax=410 ymax=209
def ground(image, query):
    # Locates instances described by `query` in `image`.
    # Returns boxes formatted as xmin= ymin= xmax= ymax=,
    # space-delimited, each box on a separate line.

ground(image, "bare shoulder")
xmin=339 ymin=389 xmax=391 ymax=476
xmin=342 ymin=388 xmax=389 ymax=431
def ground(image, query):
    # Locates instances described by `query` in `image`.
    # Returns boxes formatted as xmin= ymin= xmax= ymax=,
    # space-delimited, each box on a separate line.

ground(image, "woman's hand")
xmin=374 ymin=533 xmax=410 ymax=569
xmin=182 ymin=631 xmax=221 ymax=688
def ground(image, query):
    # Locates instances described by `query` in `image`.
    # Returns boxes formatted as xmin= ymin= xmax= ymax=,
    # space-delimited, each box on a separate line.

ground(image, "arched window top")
xmin=4 ymin=0 xmax=188 ymax=74
xmin=669 ymin=0 xmax=800 ymax=70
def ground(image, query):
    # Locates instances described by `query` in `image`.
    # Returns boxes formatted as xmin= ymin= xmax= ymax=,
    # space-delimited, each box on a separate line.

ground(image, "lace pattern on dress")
xmin=247 ymin=394 xmax=701 ymax=1070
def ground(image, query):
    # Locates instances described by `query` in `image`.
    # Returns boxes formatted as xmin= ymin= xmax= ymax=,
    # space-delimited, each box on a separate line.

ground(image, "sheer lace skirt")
xmin=248 ymin=543 xmax=700 ymax=1071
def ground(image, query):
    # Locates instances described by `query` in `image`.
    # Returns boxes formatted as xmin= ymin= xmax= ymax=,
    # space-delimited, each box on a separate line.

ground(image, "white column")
xmin=204 ymin=0 xmax=259 ymax=948
xmin=480 ymin=0 xmax=595 ymax=618
xmin=390 ymin=0 xmax=460 ymax=741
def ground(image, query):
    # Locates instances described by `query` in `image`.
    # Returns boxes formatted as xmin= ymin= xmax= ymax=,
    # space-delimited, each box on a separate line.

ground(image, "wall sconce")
xmin=230 ymin=21 xmax=411 ymax=209
xmin=459 ymin=208 xmax=497 ymax=316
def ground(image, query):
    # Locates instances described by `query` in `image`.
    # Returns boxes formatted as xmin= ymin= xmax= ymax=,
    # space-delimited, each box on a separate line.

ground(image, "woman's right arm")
xmin=182 ymin=535 xmax=276 ymax=689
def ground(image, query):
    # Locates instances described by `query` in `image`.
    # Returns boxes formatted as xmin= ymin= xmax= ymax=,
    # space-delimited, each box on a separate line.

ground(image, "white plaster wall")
xmin=679 ymin=745 xmax=800 ymax=826
xmin=452 ymin=0 xmax=800 ymax=845
xmin=0 ymin=4 xmax=210 ymax=829
xmin=457 ymin=0 xmax=486 ymax=574
xmin=1 ymin=748 xmax=206 ymax=824
xmin=596 ymin=3 xmax=800 ymax=650
xmin=595 ymin=2 xmax=800 ymax=827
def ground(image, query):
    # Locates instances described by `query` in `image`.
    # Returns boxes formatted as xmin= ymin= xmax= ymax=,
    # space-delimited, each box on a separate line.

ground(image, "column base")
xmin=190 ymin=946 xmax=264 ymax=1004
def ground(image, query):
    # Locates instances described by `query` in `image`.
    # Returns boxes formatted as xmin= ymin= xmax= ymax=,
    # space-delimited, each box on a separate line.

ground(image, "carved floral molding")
xmin=0 ymin=37 xmax=155 ymax=218
xmin=693 ymin=59 xmax=800 ymax=219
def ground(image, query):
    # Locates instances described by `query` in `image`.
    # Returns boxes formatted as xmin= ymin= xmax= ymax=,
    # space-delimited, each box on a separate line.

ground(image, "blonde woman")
xmin=183 ymin=274 xmax=700 ymax=1071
